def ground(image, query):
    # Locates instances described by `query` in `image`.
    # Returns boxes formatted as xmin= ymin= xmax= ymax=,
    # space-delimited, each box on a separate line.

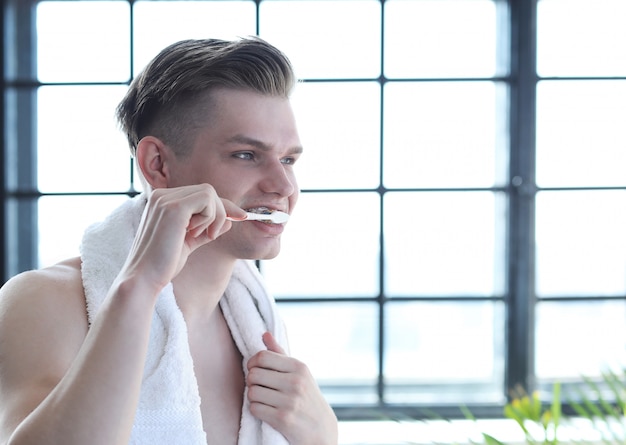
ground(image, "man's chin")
xmin=248 ymin=250 xmax=280 ymax=261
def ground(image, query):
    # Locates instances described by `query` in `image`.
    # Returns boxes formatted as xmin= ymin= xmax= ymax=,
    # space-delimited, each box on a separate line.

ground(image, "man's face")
xmin=168 ymin=88 xmax=302 ymax=260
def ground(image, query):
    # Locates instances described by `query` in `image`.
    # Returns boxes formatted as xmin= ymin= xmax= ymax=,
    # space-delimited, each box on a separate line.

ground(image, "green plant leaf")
xmin=602 ymin=369 xmax=626 ymax=413
xmin=583 ymin=375 xmax=620 ymax=419
xmin=482 ymin=433 xmax=507 ymax=445
xmin=569 ymin=382 xmax=620 ymax=445
xmin=504 ymin=403 xmax=529 ymax=434
xmin=551 ymin=382 xmax=561 ymax=433
xmin=531 ymin=391 xmax=542 ymax=422
xmin=460 ymin=405 xmax=477 ymax=422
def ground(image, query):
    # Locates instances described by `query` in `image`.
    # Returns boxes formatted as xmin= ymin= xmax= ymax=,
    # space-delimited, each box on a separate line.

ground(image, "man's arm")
xmin=0 ymin=260 xmax=158 ymax=445
xmin=0 ymin=185 xmax=242 ymax=445
xmin=0 ymin=264 xmax=87 ymax=443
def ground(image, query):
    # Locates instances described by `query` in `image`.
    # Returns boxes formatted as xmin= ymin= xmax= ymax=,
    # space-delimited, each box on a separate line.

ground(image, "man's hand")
xmin=120 ymin=184 xmax=246 ymax=293
xmin=246 ymin=332 xmax=338 ymax=445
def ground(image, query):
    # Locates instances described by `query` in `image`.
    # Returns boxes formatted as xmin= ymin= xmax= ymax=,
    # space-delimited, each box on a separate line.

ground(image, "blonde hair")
xmin=116 ymin=37 xmax=296 ymax=158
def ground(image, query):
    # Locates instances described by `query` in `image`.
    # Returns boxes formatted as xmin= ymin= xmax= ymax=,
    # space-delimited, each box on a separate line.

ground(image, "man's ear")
xmin=136 ymin=136 xmax=172 ymax=189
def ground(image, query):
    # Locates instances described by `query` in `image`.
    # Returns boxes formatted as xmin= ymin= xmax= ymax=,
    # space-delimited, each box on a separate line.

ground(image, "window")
xmin=2 ymin=0 xmax=626 ymax=420
xmin=533 ymin=0 xmax=626 ymax=389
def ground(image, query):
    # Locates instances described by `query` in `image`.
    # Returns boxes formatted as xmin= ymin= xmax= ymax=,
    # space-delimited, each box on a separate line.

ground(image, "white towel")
xmin=80 ymin=193 xmax=290 ymax=445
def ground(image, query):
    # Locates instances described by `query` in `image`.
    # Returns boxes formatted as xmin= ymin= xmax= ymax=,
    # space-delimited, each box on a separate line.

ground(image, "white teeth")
xmin=245 ymin=206 xmax=272 ymax=215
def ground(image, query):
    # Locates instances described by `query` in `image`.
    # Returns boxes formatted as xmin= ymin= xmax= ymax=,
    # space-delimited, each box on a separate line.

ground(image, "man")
xmin=0 ymin=37 xmax=338 ymax=445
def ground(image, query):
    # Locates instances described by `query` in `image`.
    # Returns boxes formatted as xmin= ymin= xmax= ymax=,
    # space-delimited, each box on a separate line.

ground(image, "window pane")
xmin=536 ymin=301 xmax=626 ymax=379
xmin=535 ymin=190 xmax=626 ymax=297
xmin=384 ymin=191 xmax=505 ymax=297
xmin=261 ymin=192 xmax=380 ymax=298
xmin=278 ymin=302 xmax=378 ymax=405
xmin=37 ymin=85 xmax=131 ymax=193
xmin=133 ymin=1 xmax=256 ymax=74
xmin=384 ymin=301 xmax=505 ymax=404
xmin=38 ymin=195 xmax=130 ymax=267
xmin=383 ymin=81 xmax=505 ymax=188
xmin=537 ymin=0 xmax=626 ymax=77
xmin=536 ymin=80 xmax=626 ymax=188
xmin=291 ymin=82 xmax=380 ymax=190
xmin=260 ymin=0 xmax=381 ymax=79
xmin=385 ymin=0 xmax=498 ymax=78
xmin=37 ymin=1 xmax=130 ymax=83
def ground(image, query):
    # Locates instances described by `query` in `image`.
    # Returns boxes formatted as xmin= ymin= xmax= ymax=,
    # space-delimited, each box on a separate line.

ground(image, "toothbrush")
xmin=226 ymin=211 xmax=289 ymax=224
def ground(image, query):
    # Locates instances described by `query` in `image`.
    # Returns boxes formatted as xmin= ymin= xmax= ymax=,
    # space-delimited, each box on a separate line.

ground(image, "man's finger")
xmin=262 ymin=331 xmax=286 ymax=355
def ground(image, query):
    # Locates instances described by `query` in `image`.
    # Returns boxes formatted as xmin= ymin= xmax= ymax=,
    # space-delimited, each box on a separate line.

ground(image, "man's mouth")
xmin=244 ymin=206 xmax=285 ymax=224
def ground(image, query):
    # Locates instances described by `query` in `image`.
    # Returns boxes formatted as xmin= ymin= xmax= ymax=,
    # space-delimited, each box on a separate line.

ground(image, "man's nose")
xmin=259 ymin=160 xmax=297 ymax=196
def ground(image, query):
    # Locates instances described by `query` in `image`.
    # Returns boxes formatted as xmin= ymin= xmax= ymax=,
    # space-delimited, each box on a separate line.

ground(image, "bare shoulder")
xmin=0 ymin=257 xmax=88 ymax=438
xmin=0 ymin=256 xmax=88 ymax=361
xmin=0 ymin=256 xmax=83 ymax=298
xmin=0 ymin=256 xmax=87 ymax=333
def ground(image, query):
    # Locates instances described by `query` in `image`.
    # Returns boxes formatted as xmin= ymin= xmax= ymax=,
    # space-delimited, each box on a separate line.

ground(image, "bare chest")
xmin=187 ymin=315 xmax=245 ymax=445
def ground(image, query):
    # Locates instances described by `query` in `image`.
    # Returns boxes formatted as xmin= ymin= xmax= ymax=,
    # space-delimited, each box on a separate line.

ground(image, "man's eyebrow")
xmin=227 ymin=134 xmax=303 ymax=154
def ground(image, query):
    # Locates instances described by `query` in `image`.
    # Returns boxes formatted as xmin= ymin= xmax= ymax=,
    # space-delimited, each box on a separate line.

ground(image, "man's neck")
xmin=172 ymin=248 xmax=237 ymax=325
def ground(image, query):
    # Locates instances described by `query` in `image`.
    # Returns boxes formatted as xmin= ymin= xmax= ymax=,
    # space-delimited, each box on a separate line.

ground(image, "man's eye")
xmin=234 ymin=152 xmax=254 ymax=160
xmin=281 ymin=157 xmax=296 ymax=165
